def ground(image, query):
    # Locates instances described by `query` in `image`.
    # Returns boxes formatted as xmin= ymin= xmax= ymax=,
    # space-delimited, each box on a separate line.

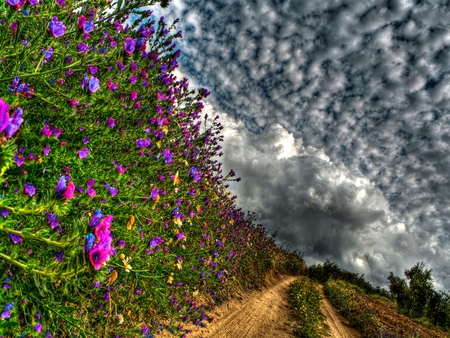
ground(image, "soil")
xmin=182 ymin=274 xmax=298 ymax=338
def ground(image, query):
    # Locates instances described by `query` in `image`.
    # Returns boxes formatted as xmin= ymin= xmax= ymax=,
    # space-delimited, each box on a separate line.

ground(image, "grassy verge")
xmin=324 ymin=279 xmax=450 ymax=338
xmin=289 ymin=276 xmax=326 ymax=338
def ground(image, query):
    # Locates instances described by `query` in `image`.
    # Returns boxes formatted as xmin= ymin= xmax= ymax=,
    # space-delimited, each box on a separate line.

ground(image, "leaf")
xmin=0 ymin=321 xmax=20 ymax=328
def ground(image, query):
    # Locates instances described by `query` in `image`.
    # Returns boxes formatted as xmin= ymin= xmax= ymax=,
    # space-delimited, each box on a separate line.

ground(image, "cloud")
xmin=155 ymin=0 xmax=450 ymax=290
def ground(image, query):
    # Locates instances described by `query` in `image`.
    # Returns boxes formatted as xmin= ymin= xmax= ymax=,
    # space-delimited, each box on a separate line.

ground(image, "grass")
xmin=289 ymin=276 xmax=327 ymax=338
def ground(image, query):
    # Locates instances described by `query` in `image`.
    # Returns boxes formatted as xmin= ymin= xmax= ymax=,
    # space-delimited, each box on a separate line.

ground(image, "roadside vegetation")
xmin=288 ymin=276 xmax=326 ymax=338
xmin=310 ymin=261 xmax=450 ymax=338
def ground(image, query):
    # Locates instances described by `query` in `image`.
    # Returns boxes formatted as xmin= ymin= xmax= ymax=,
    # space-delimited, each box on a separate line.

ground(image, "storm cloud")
xmin=155 ymin=0 xmax=450 ymax=290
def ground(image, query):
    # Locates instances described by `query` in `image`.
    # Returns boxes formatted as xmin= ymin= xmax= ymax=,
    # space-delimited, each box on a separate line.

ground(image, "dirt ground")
xmin=187 ymin=274 xmax=298 ymax=338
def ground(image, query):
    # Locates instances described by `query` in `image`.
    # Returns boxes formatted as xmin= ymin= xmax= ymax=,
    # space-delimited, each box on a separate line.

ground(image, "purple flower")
xmin=118 ymin=239 xmax=126 ymax=248
xmin=109 ymin=186 xmax=118 ymax=197
xmin=162 ymin=149 xmax=173 ymax=164
xmin=90 ymin=210 xmax=104 ymax=227
xmin=43 ymin=146 xmax=51 ymax=156
xmin=51 ymin=126 xmax=63 ymax=137
xmin=175 ymin=232 xmax=185 ymax=241
xmin=83 ymin=21 xmax=94 ymax=33
xmin=189 ymin=166 xmax=202 ymax=182
xmin=8 ymin=233 xmax=22 ymax=244
xmin=88 ymin=76 xmax=100 ymax=93
xmin=88 ymin=65 xmax=98 ymax=74
xmin=14 ymin=155 xmax=24 ymax=166
xmin=48 ymin=16 xmax=66 ymax=38
xmin=124 ymin=37 xmax=135 ymax=54
xmin=0 ymin=98 xmax=10 ymax=133
xmin=4 ymin=107 xmax=24 ymax=139
xmin=1 ymin=209 xmax=9 ymax=218
xmin=87 ymin=187 xmax=96 ymax=197
xmin=41 ymin=123 xmax=52 ymax=137
xmin=55 ymin=250 xmax=64 ymax=262
xmin=89 ymin=240 xmax=111 ymax=270
xmin=77 ymin=42 xmax=88 ymax=52
xmin=55 ymin=175 xmax=67 ymax=194
xmin=149 ymin=236 xmax=163 ymax=248
xmin=1 ymin=310 xmax=11 ymax=319
xmin=79 ymin=148 xmax=89 ymax=159
xmin=35 ymin=322 xmax=43 ymax=332
xmin=83 ymin=135 xmax=90 ymax=144
xmin=4 ymin=302 xmax=14 ymax=311
xmin=106 ymin=117 xmax=115 ymax=128
xmin=24 ymin=182 xmax=35 ymax=197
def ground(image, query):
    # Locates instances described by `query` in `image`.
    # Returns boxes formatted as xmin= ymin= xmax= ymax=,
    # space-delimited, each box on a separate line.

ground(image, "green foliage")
xmin=289 ymin=276 xmax=325 ymax=338
xmin=388 ymin=262 xmax=450 ymax=332
xmin=309 ymin=260 xmax=392 ymax=300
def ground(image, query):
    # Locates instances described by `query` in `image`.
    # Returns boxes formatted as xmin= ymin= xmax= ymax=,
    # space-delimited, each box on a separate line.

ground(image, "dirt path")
xmin=318 ymin=286 xmax=362 ymax=338
xmin=189 ymin=275 xmax=298 ymax=338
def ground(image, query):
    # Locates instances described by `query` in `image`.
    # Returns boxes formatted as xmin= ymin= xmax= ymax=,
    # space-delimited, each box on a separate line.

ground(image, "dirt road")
xmin=319 ymin=285 xmax=362 ymax=338
xmin=189 ymin=275 xmax=298 ymax=338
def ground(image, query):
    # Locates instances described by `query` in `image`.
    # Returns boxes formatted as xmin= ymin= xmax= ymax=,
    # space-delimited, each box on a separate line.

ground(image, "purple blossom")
xmin=90 ymin=209 xmax=104 ymax=227
xmin=79 ymin=148 xmax=89 ymax=159
xmin=1 ymin=209 xmax=9 ymax=218
xmin=87 ymin=187 xmax=96 ymax=197
xmin=4 ymin=107 xmax=24 ymax=139
xmin=61 ymin=181 xmax=75 ymax=199
xmin=109 ymin=186 xmax=118 ymax=197
xmin=77 ymin=42 xmax=88 ymax=52
xmin=42 ymin=124 xmax=52 ymax=137
xmin=43 ymin=146 xmax=51 ymax=156
xmin=162 ymin=148 xmax=173 ymax=164
xmin=118 ymin=239 xmax=126 ymax=248
xmin=83 ymin=135 xmax=90 ymax=144
xmin=48 ymin=16 xmax=66 ymax=38
xmin=1 ymin=310 xmax=11 ymax=319
xmin=35 ymin=322 xmax=43 ymax=332
xmin=175 ymin=232 xmax=185 ymax=241
xmin=4 ymin=302 xmax=14 ymax=311
xmin=149 ymin=236 xmax=164 ymax=248
xmin=55 ymin=176 xmax=67 ymax=194
xmin=88 ymin=65 xmax=98 ymax=74
xmin=24 ymin=182 xmax=36 ymax=197
xmin=124 ymin=37 xmax=135 ymax=54
xmin=8 ymin=233 xmax=22 ymax=244
xmin=0 ymin=99 xmax=10 ymax=133
xmin=87 ymin=179 xmax=95 ymax=187
xmin=88 ymin=76 xmax=100 ymax=93
xmin=55 ymin=250 xmax=64 ymax=262
xmin=106 ymin=117 xmax=115 ymax=128
xmin=83 ymin=21 xmax=95 ymax=33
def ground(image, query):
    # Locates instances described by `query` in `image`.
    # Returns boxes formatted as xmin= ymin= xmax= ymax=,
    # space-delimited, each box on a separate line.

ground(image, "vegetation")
xmin=0 ymin=0 xmax=305 ymax=337
xmin=388 ymin=262 xmax=450 ymax=332
xmin=288 ymin=276 xmax=325 ymax=338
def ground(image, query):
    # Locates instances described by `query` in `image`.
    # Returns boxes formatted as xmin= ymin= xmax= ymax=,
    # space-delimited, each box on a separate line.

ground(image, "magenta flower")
xmin=78 ymin=148 xmax=89 ymax=159
xmin=124 ymin=37 xmax=135 ymax=54
xmin=89 ymin=209 xmax=104 ymax=227
xmin=1 ymin=310 xmax=11 ymax=319
xmin=61 ymin=181 xmax=75 ymax=199
xmin=41 ymin=123 xmax=52 ymax=137
xmin=1 ymin=209 xmax=9 ymax=218
xmin=150 ymin=236 xmax=164 ymax=248
xmin=48 ymin=16 xmax=66 ymax=38
xmin=8 ymin=233 xmax=22 ymax=244
xmin=105 ymin=117 xmax=115 ymax=129
xmin=89 ymin=238 xmax=111 ymax=270
xmin=77 ymin=42 xmax=88 ymax=52
xmin=109 ymin=186 xmax=118 ymax=197
xmin=35 ymin=322 xmax=43 ymax=332
xmin=130 ymin=91 xmax=138 ymax=101
xmin=87 ymin=187 xmax=96 ymax=197
xmin=88 ymin=76 xmax=100 ymax=93
xmin=24 ymin=182 xmax=36 ymax=197
xmin=43 ymin=146 xmax=51 ymax=156
xmin=0 ymin=98 xmax=10 ymax=133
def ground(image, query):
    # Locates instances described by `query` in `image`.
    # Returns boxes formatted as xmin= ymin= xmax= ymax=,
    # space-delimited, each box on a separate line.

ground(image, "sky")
xmin=152 ymin=0 xmax=450 ymax=290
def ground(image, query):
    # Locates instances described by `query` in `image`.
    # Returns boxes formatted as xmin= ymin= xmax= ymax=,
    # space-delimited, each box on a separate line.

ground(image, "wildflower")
xmin=167 ymin=273 xmax=174 ymax=284
xmin=55 ymin=176 xmax=67 ymax=194
xmin=117 ymin=314 xmax=124 ymax=325
xmin=118 ymin=239 xmax=126 ymax=248
xmin=78 ymin=148 xmax=89 ymax=159
xmin=151 ymin=187 xmax=160 ymax=202
xmin=87 ymin=188 xmax=96 ymax=197
xmin=85 ymin=234 xmax=95 ymax=253
xmin=8 ymin=233 xmax=22 ymax=244
xmin=124 ymin=37 xmax=135 ymax=54
xmin=106 ymin=117 xmax=115 ymax=128
xmin=24 ymin=182 xmax=36 ymax=196
xmin=43 ymin=146 xmax=51 ymax=156
xmin=162 ymin=148 xmax=173 ymax=164
xmin=88 ymin=76 xmax=100 ymax=93
xmin=1 ymin=209 xmax=9 ymax=218
xmin=0 ymin=99 xmax=9 ymax=133
xmin=122 ymin=256 xmax=132 ymax=272
xmin=61 ymin=181 xmax=75 ymax=199
xmin=48 ymin=16 xmax=66 ymax=38
xmin=175 ymin=232 xmax=186 ymax=241
xmin=89 ymin=240 xmax=111 ymax=270
xmin=90 ymin=210 xmax=104 ymax=227
xmin=1 ymin=310 xmax=11 ymax=319
xmin=149 ymin=236 xmax=163 ymax=248
xmin=109 ymin=186 xmax=118 ymax=197
xmin=55 ymin=250 xmax=64 ymax=263
xmin=35 ymin=322 xmax=43 ymax=332
xmin=4 ymin=107 xmax=24 ymax=139
xmin=176 ymin=257 xmax=183 ymax=270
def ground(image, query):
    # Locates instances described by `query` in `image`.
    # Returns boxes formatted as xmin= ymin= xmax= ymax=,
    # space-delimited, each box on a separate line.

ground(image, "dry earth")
xmin=159 ymin=275 xmax=366 ymax=338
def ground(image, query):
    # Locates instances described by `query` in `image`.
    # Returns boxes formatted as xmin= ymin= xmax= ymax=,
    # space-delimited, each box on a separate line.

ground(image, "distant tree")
xmin=387 ymin=272 xmax=412 ymax=315
xmin=404 ymin=262 xmax=434 ymax=318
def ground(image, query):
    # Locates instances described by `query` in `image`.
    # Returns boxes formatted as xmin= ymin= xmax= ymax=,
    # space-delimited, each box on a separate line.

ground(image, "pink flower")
xmin=79 ymin=148 xmax=89 ymax=159
xmin=61 ymin=181 xmax=75 ymax=199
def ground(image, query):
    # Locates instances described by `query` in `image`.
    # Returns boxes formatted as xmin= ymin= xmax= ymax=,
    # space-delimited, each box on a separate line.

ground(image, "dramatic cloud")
xmin=155 ymin=0 xmax=450 ymax=289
